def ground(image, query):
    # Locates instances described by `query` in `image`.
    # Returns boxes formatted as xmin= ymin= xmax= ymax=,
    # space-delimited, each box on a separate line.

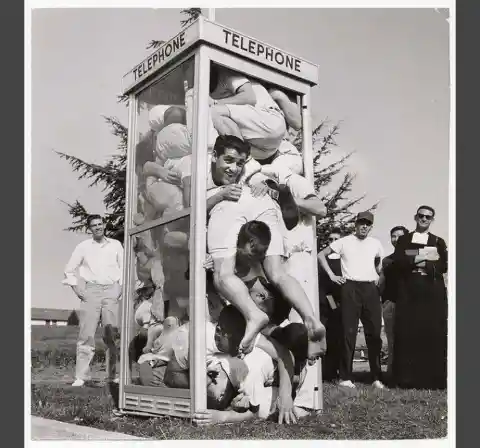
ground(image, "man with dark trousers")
xmin=378 ymin=225 xmax=409 ymax=378
xmin=318 ymin=212 xmax=385 ymax=389
xmin=317 ymin=228 xmax=343 ymax=381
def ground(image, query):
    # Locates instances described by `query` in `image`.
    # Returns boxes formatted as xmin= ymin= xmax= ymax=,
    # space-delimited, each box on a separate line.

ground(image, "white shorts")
xmin=207 ymin=192 xmax=285 ymax=260
xmin=226 ymin=105 xmax=286 ymax=153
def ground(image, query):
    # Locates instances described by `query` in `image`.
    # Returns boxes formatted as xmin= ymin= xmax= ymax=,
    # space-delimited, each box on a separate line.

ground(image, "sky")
xmin=30 ymin=7 xmax=451 ymax=310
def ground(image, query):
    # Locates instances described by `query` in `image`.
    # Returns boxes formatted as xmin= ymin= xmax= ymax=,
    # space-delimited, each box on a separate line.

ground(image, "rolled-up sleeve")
xmin=62 ymin=244 xmax=83 ymax=286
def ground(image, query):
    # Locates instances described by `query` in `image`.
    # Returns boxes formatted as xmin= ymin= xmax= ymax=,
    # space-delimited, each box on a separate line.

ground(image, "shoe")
xmin=338 ymin=380 xmax=356 ymax=388
xmin=71 ymin=379 xmax=85 ymax=387
xmin=112 ymin=408 xmax=124 ymax=417
xmin=372 ymin=380 xmax=386 ymax=389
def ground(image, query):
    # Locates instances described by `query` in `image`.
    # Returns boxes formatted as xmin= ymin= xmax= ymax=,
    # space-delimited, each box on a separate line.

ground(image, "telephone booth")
xmin=119 ymin=16 xmax=322 ymax=418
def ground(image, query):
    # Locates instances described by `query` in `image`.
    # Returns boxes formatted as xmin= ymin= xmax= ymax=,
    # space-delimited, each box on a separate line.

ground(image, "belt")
xmin=412 ymin=269 xmax=428 ymax=276
xmin=346 ymin=279 xmax=376 ymax=284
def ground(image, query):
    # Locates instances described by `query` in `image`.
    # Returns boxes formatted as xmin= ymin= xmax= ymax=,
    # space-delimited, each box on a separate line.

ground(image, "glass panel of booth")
xmin=134 ymin=56 xmax=195 ymax=229
xmin=125 ymin=55 xmax=196 ymax=391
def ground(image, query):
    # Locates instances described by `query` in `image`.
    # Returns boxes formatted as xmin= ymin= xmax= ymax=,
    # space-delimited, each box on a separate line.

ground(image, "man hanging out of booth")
xmin=209 ymin=65 xmax=304 ymax=182
xmin=178 ymin=134 xmax=326 ymax=355
xmin=137 ymin=303 xmax=310 ymax=425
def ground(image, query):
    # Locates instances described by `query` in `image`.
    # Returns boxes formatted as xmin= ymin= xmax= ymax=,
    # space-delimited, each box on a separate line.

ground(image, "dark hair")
xmin=330 ymin=227 xmax=342 ymax=236
xmin=207 ymin=375 xmax=236 ymax=411
xmin=218 ymin=305 xmax=246 ymax=353
xmin=86 ymin=214 xmax=103 ymax=227
xmin=390 ymin=226 xmax=409 ymax=236
xmin=213 ymin=135 xmax=250 ymax=158
xmin=416 ymin=205 xmax=436 ymax=217
xmin=237 ymin=221 xmax=271 ymax=256
xmin=163 ymin=106 xmax=186 ymax=126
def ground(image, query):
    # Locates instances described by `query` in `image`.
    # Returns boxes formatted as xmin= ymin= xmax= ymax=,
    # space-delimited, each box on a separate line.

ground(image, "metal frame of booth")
xmin=118 ymin=16 xmax=321 ymax=418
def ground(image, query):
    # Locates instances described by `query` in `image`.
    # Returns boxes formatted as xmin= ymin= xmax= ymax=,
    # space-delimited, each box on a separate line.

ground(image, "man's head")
xmin=206 ymin=355 xmax=248 ymax=410
xmin=215 ymin=305 xmax=246 ymax=356
xmin=236 ymin=221 xmax=271 ymax=263
xmin=211 ymin=135 xmax=251 ymax=185
xmin=390 ymin=225 xmax=409 ymax=247
xmin=87 ymin=215 xmax=105 ymax=241
xmin=354 ymin=211 xmax=374 ymax=239
xmin=328 ymin=227 xmax=342 ymax=244
xmin=414 ymin=205 xmax=435 ymax=232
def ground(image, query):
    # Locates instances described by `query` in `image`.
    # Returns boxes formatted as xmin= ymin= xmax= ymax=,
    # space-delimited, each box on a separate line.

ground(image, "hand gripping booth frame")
xmin=119 ymin=16 xmax=322 ymax=418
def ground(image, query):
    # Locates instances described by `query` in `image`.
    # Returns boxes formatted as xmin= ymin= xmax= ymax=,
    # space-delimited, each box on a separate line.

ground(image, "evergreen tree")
xmin=58 ymin=8 xmax=374 ymax=246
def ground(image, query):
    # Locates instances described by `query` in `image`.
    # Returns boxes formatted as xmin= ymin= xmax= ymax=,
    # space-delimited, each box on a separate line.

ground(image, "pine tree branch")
xmin=180 ymin=8 xmax=202 ymax=28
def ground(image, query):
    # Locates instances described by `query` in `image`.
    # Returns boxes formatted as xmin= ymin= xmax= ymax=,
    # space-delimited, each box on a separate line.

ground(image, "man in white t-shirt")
xmin=209 ymin=66 xmax=287 ymax=159
xmin=318 ymin=211 xmax=385 ymax=389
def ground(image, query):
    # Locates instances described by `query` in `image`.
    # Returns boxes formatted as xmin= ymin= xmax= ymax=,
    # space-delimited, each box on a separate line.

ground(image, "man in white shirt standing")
xmin=318 ymin=211 xmax=385 ymax=389
xmin=62 ymin=215 xmax=124 ymax=387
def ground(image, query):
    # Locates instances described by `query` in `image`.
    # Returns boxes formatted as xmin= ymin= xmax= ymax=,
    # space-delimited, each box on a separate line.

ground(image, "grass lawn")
xmin=30 ymin=326 xmax=448 ymax=440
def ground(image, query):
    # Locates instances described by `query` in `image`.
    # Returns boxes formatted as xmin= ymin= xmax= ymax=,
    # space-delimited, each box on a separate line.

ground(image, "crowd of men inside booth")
xmin=62 ymin=66 xmax=448 ymax=425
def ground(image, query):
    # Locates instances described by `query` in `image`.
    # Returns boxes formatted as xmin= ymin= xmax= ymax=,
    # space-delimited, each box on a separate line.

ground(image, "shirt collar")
xmin=90 ymin=236 xmax=111 ymax=246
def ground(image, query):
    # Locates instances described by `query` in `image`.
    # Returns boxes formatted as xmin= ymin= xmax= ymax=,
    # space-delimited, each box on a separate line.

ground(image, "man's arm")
xmin=268 ymin=89 xmax=302 ymax=130
xmin=62 ymin=244 xmax=85 ymax=299
xmin=192 ymin=409 xmax=257 ymax=426
xmin=294 ymin=194 xmax=327 ymax=217
xmin=318 ymin=247 xmax=346 ymax=285
xmin=117 ymin=242 xmax=124 ymax=288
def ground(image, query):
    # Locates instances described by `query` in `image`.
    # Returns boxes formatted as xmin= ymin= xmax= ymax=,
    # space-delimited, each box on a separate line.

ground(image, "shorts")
xmin=226 ymin=105 xmax=286 ymax=153
xmin=207 ymin=198 xmax=285 ymax=260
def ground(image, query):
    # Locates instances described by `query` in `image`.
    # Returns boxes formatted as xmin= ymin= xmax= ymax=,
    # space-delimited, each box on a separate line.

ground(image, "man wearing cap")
xmin=318 ymin=211 xmax=385 ymax=389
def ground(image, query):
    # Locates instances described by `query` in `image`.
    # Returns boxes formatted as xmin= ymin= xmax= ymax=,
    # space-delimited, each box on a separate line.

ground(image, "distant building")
xmin=31 ymin=308 xmax=73 ymax=326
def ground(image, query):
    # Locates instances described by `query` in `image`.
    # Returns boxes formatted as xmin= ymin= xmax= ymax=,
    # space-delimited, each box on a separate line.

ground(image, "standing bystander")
xmin=62 ymin=215 xmax=124 ymax=387
xmin=378 ymin=225 xmax=409 ymax=378
xmin=318 ymin=212 xmax=385 ymax=389
xmin=317 ymin=228 xmax=344 ymax=381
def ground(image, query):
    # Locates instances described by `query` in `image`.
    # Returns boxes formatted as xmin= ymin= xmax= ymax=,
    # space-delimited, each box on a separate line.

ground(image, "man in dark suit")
xmin=317 ymin=228 xmax=343 ymax=381
xmin=378 ymin=225 xmax=408 ymax=378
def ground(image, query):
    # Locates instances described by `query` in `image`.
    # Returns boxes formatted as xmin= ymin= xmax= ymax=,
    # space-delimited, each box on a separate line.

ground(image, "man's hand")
xmin=230 ymin=390 xmax=251 ymax=412
xmin=221 ymin=184 xmax=243 ymax=202
xmin=192 ymin=410 xmax=224 ymax=426
xmin=329 ymin=274 xmax=346 ymax=285
xmin=203 ymin=253 xmax=214 ymax=271
xmin=72 ymin=285 xmax=86 ymax=301
xmin=161 ymin=169 xmax=182 ymax=186
xmin=277 ymin=393 xmax=297 ymax=425
xmin=249 ymin=180 xmax=270 ymax=198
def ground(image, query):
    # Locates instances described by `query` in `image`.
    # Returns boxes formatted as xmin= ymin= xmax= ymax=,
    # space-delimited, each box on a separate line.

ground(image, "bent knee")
xmin=103 ymin=324 xmax=119 ymax=345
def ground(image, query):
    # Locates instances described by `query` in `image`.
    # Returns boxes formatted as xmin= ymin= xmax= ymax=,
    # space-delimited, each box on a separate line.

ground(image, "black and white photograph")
xmin=28 ymin=4 xmax=454 ymax=443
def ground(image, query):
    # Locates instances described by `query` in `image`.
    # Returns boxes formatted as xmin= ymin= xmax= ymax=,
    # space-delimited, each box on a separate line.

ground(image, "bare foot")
xmin=304 ymin=316 xmax=326 ymax=342
xmin=238 ymin=311 xmax=269 ymax=357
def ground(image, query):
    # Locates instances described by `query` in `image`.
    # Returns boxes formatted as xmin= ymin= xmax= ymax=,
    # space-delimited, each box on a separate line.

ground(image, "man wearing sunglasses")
xmin=391 ymin=206 xmax=448 ymax=390
xmin=318 ymin=212 xmax=385 ymax=389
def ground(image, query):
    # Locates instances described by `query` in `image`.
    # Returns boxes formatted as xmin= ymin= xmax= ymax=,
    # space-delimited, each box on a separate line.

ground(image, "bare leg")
xmin=143 ymin=323 xmax=164 ymax=353
xmin=211 ymin=105 xmax=244 ymax=140
xmin=263 ymin=255 xmax=325 ymax=342
xmin=214 ymin=271 xmax=269 ymax=355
